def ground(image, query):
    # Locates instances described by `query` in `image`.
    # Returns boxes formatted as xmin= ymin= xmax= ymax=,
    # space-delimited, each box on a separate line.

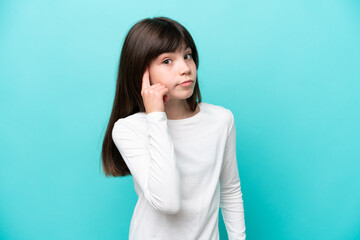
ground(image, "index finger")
xmin=142 ymin=67 xmax=151 ymax=91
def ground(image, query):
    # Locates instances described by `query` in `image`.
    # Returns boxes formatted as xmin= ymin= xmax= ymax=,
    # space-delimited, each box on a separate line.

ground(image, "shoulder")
xmin=200 ymin=102 xmax=234 ymax=126
xmin=112 ymin=112 xmax=147 ymax=137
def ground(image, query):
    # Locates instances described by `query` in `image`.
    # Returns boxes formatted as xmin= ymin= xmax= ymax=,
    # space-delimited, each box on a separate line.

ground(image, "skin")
xmin=141 ymin=43 xmax=200 ymax=120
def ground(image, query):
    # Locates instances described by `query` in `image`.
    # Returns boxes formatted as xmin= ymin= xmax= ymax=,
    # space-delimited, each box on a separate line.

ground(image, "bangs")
xmin=148 ymin=23 xmax=191 ymax=59
xmin=128 ymin=17 xmax=199 ymax=69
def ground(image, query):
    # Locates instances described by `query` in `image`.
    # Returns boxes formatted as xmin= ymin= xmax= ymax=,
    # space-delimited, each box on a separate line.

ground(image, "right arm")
xmin=112 ymin=113 xmax=181 ymax=214
xmin=112 ymin=66 xmax=180 ymax=214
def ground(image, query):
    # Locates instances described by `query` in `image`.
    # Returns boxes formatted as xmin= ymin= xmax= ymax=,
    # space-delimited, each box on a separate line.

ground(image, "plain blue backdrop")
xmin=1 ymin=0 xmax=359 ymax=239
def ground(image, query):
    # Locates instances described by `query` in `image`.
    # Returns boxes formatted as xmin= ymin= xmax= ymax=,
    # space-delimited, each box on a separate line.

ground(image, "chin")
xmin=171 ymin=91 xmax=194 ymax=100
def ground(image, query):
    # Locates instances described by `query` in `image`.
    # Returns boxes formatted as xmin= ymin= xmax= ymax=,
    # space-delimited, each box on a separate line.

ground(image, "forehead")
xmin=176 ymin=43 xmax=191 ymax=52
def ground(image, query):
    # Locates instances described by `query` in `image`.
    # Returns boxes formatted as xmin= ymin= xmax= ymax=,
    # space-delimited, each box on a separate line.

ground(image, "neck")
xmin=164 ymin=99 xmax=193 ymax=120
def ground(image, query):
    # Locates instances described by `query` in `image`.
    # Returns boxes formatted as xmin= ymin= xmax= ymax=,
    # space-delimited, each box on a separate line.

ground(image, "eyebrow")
xmin=162 ymin=47 xmax=191 ymax=55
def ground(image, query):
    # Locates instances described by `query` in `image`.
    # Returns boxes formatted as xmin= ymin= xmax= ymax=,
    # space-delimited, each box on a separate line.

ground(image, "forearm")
xmin=145 ymin=111 xmax=181 ymax=213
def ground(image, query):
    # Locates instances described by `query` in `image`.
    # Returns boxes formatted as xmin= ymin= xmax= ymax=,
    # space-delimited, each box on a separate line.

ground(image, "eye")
xmin=162 ymin=59 xmax=172 ymax=65
xmin=185 ymin=53 xmax=192 ymax=59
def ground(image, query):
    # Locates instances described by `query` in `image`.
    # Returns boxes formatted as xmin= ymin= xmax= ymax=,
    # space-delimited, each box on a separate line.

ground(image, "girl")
xmin=101 ymin=16 xmax=246 ymax=240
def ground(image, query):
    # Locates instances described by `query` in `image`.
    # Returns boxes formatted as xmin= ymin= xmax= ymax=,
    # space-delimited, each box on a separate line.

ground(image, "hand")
xmin=141 ymin=67 xmax=170 ymax=114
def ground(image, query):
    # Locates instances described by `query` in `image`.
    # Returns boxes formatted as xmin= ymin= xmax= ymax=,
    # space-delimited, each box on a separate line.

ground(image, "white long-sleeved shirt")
xmin=112 ymin=102 xmax=246 ymax=240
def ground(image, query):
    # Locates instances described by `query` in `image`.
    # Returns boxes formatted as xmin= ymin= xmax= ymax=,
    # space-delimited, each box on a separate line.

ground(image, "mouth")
xmin=178 ymin=80 xmax=193 ymax=85
xmin=178 ymin=80 xmax=194 ymax=87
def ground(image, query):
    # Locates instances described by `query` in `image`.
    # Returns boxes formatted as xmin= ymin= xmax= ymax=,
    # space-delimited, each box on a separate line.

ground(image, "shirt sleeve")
xmin=219 ymin=111 xmax=246 ymax=239
xmin=112 ymin=111 xmax=181 ymax=214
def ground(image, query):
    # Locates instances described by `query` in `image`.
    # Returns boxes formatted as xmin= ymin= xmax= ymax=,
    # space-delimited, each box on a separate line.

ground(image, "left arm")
xmin=219 ymin=111 xmax=246 ymax=240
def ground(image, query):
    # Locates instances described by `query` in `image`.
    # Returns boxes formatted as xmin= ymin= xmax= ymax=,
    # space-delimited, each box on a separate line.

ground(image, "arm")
xmin=112 ymin=111 xmax=181 ymax=214
xmin=220 ymin=111 xmax=246 ymax=239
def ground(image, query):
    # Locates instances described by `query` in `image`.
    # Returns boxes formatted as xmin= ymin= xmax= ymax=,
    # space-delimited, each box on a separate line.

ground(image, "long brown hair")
xmin=101 ymin=16 xmax=202 ymax=177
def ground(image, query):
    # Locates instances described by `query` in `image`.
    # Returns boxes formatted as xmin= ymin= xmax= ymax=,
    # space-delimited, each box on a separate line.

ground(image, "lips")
xmin=179 ymin=80 xmax=193 ymax=85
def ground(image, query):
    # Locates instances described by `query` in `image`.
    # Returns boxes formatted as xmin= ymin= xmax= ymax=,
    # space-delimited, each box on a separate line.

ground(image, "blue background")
xmin=1 ymin=0 xmax=359 ymax=239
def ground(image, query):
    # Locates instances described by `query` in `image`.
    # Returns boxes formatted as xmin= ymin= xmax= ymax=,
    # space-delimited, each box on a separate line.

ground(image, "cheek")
xmin=150 ymin=67 xmax=163 ymax=84
xmin=190 ymin=62 xmax=197 ymax=73
xmin=149 ymin=68 xmax=160 ymax=85
xmin=150 ymin=68 xmax=170 ymax=86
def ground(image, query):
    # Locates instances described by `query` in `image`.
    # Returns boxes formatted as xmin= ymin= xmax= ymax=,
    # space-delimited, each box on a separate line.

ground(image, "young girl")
xmin=101 ymin=16 xmax=246 ymax=239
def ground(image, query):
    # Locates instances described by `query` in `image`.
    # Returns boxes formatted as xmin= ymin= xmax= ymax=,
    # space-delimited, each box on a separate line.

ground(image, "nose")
xmin=179 ymin=59 xmax=191 ymax=75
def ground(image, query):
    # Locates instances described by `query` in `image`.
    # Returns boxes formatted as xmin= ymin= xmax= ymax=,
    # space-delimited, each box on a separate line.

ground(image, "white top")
xmin=112 ymin=102 xmax=246 ymax=240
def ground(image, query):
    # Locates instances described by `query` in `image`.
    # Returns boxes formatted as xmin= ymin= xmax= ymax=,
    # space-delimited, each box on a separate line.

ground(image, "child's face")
xmin=148 ymin=44 xmax=197 ymax=102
